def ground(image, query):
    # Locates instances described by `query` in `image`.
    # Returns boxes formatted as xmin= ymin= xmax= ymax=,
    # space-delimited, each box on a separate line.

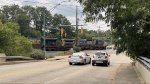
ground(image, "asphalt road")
xmin=0 ymin=50 xmax=141 ymax=84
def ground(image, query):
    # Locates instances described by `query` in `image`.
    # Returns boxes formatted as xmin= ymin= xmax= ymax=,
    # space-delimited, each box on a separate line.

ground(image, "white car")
xmin=92 ymin=51 xmax=110 ymax=66
xmin=68 ymin=52 xmax=91 ymax=65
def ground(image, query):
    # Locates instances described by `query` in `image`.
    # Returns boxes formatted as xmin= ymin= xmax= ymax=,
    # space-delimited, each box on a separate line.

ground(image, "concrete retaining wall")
xmin=0 ymin=53 xmax=6 ymax=62
xmin=136 ymin=60 xmax=150 ymax=84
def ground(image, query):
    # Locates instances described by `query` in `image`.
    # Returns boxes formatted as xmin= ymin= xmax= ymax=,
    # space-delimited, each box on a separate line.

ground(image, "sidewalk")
xmin=113 ymin=63 xmax=145 ymax=84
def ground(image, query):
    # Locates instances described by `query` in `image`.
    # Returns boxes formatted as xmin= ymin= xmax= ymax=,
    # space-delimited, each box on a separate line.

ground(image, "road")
xmin=0 ymin=50 xmax=142 ymax=84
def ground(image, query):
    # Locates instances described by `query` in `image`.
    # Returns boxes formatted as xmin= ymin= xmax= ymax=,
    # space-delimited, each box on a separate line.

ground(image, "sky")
xmin=0 ymin=0 xmax=110 ymax=31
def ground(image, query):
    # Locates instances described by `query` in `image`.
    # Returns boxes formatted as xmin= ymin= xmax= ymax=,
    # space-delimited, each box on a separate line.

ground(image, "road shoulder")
xmin=113 ymin=63 xmax=143 ymax=84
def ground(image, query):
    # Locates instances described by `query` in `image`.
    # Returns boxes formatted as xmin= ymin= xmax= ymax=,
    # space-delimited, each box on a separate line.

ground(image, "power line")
xmin=0 ymin=1 xmax=10 ymax=5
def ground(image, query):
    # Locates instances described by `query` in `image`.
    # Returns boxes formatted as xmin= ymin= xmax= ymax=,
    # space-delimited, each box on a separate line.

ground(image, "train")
xmin=41 ymin=38 xmax=75 ymax=51
xmin=30 ymin=38 xmax=106 ymax=51
xmin=78 ymin=39 xmax=106 ymax=50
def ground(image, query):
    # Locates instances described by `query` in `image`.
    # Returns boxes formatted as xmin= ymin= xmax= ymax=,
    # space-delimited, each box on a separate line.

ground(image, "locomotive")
xmin=31 ymin=38 xmax=106 ymax=51
xmin=78 ymin=39 xmax=106 ymax=50
xmin=41 ymin=38 xmax=75 ymax=51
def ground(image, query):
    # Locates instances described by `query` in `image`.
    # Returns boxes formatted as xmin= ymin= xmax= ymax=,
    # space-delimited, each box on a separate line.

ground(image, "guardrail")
xmin=136 ymin=56 xmax=150 ymax=84
xmin=137 ymin=56 xmax=150 ymax=71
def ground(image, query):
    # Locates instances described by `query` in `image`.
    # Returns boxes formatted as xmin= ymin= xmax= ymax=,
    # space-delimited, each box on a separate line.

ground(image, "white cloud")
xmin=0 ymin=0 xmax=110 ymax=31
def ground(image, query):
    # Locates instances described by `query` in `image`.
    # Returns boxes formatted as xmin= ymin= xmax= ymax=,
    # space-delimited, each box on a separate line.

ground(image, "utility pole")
xmin=111 ymin=26 xmax=112 ymax=44
xmin=43 ymin=13 xmax=46 ymax=59
xmin=99 ymin=26 xmax=100 ymax=39
xmin=76 ymin=6 xmax=79 ymax=46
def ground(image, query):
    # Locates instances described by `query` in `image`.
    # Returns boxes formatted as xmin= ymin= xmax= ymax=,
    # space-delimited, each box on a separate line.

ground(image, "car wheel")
xmin=69 ymin=62 xmax=72 ymax=65
xmin=108 ymin=62 xmax=110 ymax=65
xmin=105 ymin=62 xmax=109 ymax=66
xmin=84 ymin=60 xmax=86 ymax=65
xmin=92 ymin=62 xmax=95 ymax=66
xmin=88 ymin=59 xmax=91 ymax=64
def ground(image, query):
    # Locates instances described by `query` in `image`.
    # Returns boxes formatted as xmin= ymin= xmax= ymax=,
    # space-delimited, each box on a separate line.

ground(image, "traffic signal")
xmin=80 ymin=27 xmax=84 ymax=34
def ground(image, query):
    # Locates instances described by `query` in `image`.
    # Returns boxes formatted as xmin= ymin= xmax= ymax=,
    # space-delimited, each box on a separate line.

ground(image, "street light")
xmin=50 ymin=0 xmax=71 ymax=12
xmin=43 ymin=0 xmax=70 ymax=59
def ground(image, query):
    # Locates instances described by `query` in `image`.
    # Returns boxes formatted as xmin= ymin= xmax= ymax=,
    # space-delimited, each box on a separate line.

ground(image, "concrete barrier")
xmin=135 ymin=57 xmax=150 ymax=84
xmin=0 ymin=53 xmax=6 ymax=62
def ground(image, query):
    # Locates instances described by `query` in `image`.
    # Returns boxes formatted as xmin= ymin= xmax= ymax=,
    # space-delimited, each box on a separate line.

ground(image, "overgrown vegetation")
xmin=79 ymin=0 xmax=150 ymax=59
xmin=73 ymin=46 xmax=82 ymax=52
xmin=0 ymin=21 xmax=32 ymax=56
xmin=30 ymin=49 xmax=45 ymax=60
xmin=46 ymin=51 xmax=73 ymax=58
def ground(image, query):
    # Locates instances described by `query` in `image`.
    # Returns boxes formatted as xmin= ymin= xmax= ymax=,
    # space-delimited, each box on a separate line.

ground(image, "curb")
xmin=47 ymin=56 xmax=68 ymax=61
xmin=0 ymin=56 xmax=69 ymax=66
xmin=0 ymin=60 xmax=39 ymax=66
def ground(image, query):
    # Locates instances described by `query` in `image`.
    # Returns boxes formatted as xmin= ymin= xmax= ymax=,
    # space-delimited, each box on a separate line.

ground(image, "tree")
xmin=0 ymin=21 xmax=32 ymax=56
xmin=50 ymin=14 xmax=75 ymax=39
xmin=34 ymin=7 xmax=52 ymax=35
xmin=17 ymin=14 xmax=30 ymax=36
xmin=79 ymin=0 xmax=150 ymax=58
xmin=1 ymin=5 xmax=22 ymax=22
xmin=79 ymin=29 xmax=109 ymax=40
xmin=0 ymin=5 xmax=75 ymax=39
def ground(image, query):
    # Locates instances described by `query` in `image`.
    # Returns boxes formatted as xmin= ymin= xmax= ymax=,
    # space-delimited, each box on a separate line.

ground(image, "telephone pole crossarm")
xmin=59 ymin=25 xmax=84 ymax=27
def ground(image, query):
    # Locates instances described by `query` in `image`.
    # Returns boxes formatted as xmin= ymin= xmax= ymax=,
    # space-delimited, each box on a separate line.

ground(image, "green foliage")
xmin=0 ymin=5 xmax=75 ymax=39
xmin=0 ymin=49 xmax=4 ymax=53
xmin=30 ymin=49 xmax=45 ymax=60
xmin=0 ymin=21 xmax=32 ymax=56
xmin=50 ymin=14 xmax=75 ymax=39
xmin=79 ymin=0 xmax=150 ymax=58
xmin=17 ymin=14 xmax=30 ymax=36
xmin=73 ymin=46 xmax=81 ymax=52
xmin=4 ymin=37 xmax=32 ymax=56
xmin=79 ymin=29 xmax=111 ymax=40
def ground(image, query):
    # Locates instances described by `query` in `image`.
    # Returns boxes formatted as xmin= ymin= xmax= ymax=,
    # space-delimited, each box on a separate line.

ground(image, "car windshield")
xmin=95 ymin=52 xmax=105 ymax=56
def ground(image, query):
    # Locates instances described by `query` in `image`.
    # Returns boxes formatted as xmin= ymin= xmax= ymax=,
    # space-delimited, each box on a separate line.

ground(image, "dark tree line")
xmin=0 ymin=5 xmax=75 ymax=39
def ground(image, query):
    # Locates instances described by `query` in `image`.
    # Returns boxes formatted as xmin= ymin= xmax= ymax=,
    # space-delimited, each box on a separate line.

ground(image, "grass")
xmin=46 ymin=51 xmax=73 ymax=58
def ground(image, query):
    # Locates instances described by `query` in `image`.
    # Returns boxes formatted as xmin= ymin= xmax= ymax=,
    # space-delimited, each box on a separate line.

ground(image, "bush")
xmin=0 ymin=21 xmax=32 ymax=56
xmin=73 ymin=46 xmax=81 ymax=52
xmin=0 ymin=49 xmax=4 ymax=53
xmin=30 ymin=49 xmax=45 ymax=60
xmin=5 ymin=36 xmax=33 ymax=56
